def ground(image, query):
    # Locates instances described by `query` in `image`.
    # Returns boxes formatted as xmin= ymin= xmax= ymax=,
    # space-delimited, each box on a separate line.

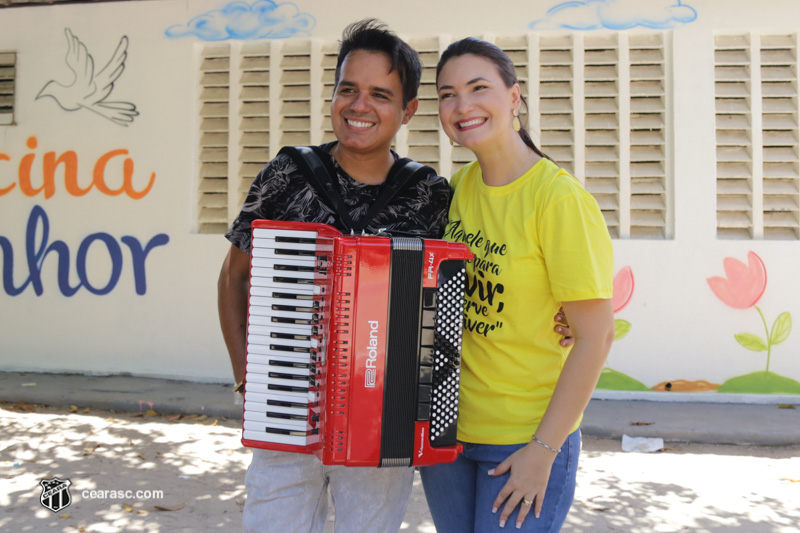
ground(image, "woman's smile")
xmin=456 ymin=117 xmax=487 ymax=130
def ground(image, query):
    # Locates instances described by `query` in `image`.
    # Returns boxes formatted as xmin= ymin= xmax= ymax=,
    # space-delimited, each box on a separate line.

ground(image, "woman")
xmin=419 ymin=38 xmax=616 ymax=532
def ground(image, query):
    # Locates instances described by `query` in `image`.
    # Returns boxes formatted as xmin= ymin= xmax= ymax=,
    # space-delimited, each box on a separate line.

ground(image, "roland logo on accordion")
xmin=364 ymin=320 xmax=379 ymax=388
xmin=241 ymin=220 xmax=472 ymax=468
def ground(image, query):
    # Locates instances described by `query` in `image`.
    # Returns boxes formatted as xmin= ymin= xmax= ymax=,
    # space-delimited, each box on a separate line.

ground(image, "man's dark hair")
xmin=334 ymin=19 xmax=422 ymax=108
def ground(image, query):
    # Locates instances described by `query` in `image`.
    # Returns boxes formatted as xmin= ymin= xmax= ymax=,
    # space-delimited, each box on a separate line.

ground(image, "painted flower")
xmin=612 ymin=266 xmax=634 ymax=313
xmin=707 ymin=251 xmax=767 ymax=309
xmin=707 ymin=251 xmax=795 ymax=389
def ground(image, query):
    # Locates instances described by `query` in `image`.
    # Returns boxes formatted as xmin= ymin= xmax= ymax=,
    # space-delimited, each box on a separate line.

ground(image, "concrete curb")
xmin=0 ymin=372 xmax=242 ymax=420
xmin=582 ymin=399 xmax=800 ymax=446
xmin=2 ymin=371 xmax=799 ymax=446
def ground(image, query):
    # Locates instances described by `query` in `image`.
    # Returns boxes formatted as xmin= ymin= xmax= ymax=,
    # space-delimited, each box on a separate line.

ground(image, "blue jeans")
xmin=420 ymin=430 xmax=580 ymax=533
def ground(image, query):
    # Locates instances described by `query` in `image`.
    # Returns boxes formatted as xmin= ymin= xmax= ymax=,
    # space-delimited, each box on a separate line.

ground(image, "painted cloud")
xmin=529 ymin=0 xmax=697 ymax=31
xmin=165 ymin=0 xmax=315 ymax=41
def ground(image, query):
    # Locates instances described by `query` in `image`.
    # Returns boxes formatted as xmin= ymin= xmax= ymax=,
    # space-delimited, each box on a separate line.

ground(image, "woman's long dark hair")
xmin=436 ymin=37 xmax=549 ymax=160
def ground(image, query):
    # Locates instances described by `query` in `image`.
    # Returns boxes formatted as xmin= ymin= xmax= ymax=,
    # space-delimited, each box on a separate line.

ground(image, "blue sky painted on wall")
xmin=165 ymin=0 xmax=315 ymax=41
xmin=530 ymin=0 xmax=697 ymax=30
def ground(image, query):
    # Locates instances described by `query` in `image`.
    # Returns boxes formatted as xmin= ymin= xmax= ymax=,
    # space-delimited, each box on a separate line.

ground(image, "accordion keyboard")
xmin=242 ymin=227 xmax=326 ymax=448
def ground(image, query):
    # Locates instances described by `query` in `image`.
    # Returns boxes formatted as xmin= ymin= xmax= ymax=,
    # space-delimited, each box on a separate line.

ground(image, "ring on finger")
xmin=522 ymin=498 xmax=533 ymax=506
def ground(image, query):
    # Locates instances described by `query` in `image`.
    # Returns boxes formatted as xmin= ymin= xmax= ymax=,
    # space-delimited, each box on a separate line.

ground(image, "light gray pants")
xmin=243 ymin=448 xmax=414 ymax=533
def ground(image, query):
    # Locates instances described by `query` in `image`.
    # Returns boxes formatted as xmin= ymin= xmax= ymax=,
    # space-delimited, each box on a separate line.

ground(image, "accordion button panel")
xmin=243 ymin=227 xmax=326 ymax=448
xmin=427 ymin=261 xmax=467 ymax=446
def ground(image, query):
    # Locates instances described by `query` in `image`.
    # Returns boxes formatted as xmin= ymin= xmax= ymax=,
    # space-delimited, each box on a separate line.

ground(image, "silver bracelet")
xmin=531 ymin=434 xmax=561 ymax=454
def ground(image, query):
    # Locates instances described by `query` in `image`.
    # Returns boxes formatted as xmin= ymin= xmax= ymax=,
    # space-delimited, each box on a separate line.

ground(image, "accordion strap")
xmin=278 ymin=145 xmax=432 ymax=233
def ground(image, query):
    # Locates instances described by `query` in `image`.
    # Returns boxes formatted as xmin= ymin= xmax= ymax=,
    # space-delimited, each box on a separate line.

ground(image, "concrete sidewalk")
xmin=1 ymin=371 xmax=798 ymax=446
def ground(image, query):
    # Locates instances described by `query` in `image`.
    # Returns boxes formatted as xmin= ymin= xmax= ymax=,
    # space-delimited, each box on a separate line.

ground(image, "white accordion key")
xmin=246 ymin=362 xmax=310 ymax=379
xmin=250 ymin=267 xmax=316 ymax=280
xmin=244 ymin=413 xmax=309 ymax=431
xmin=247 ymin=334 xmax=317 ymax=350
xmin=250 ymin=285 xmax=316 ymax=300
xmin=251 ymin=256 xmax=316 ymax=268
xmin=248 ymin=295 xmax=317 ymax=310
xmin=248 ymin=305 xmax=315 ymax=322
xmin=250 ymin=276 xmax=321 ymax=294
xmin=243 ymin=400 xmax=307 ymax=417
xmin=246 ymin=344 xmax=314 ymax=359
xmin=245 ymin=386 xmax=311 ymax=406
xmin=248 ymin=314 xmax=314 ymax=331
xmin=243 ymin=429 xmax=317 ymax=446
xmin=248 ymin=323 xmax=314 ymax=337
xmin=253 ymin=227 xmax=319 ymax=240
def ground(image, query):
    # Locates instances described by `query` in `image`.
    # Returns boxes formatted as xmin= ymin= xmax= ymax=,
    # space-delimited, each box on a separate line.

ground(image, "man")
xmin=217 ymin=19 xmax=450 ymax=533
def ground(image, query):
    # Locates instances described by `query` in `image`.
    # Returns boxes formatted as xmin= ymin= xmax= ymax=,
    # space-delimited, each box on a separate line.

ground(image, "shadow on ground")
xmin=1 ymin=402 xmax=248 ymax=532
xmin=3 ymin=403 xmax=799 ymax=533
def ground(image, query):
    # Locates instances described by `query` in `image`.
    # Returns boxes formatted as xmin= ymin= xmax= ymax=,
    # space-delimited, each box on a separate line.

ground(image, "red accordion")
xmin=241 ymin=220 xmax=472 ymax=467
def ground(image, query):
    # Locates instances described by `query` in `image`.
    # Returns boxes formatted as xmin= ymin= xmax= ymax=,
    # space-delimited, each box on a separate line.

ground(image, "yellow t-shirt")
xmin=444 ymin=158 xmax=613 ymax=444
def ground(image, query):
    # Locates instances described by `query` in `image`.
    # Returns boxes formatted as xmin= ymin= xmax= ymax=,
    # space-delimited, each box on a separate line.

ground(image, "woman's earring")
xmin=450 ymin=137 xmax=454 ymax=147
xmin=512 ymin=109 xmax=521 ymax=132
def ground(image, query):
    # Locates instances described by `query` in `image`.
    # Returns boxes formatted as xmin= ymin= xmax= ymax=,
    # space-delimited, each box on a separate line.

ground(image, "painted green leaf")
xmin=769 ymin=312 xmax=792 ymax=346
xmin=735 ymin=333 xmax=768 ymax=352
xmin=614 ymin=319 xmax=631 ymax=341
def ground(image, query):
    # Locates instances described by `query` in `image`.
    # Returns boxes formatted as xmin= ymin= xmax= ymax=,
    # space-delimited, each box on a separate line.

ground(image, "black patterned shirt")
xmin=225 ymin=143 xmax=452 ymax=254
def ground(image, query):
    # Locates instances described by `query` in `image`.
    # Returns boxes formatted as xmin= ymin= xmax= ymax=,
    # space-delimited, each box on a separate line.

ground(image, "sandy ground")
xmin=2 ymin=401 xmax=799 ymax=533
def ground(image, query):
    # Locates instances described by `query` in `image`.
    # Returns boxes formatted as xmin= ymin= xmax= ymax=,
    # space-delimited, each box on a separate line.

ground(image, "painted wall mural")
xmin=0 ymin=136 xmax=155 ymax=200
xmin=0 ymin=136 xmax=168 ymax=297
xmin=36 ymin=29 xmax=138 ymax=127
xmin=529 ymin=0 xmax=698 ymax=31
xmin=1 ymin=205 xmax=169 ymax=297
xmin=598 ymin=254 xmax=800 ymax=394
xmin=597 ymin=266 xmax=653 ymax=391
xmin=707 ymin=252 xmax=799 ymax=394
xmin=164 ymin=0 xmax=315 ymax=41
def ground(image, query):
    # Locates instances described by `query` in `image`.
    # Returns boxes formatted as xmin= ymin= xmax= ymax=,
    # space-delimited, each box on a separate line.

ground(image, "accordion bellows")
xmin=241 ymin=220 xmax=472 ymax=467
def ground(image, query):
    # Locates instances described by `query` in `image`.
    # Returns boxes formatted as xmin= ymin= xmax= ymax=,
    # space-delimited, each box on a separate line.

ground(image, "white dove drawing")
xmin=37 ymin=28 xmax=139 ymax=127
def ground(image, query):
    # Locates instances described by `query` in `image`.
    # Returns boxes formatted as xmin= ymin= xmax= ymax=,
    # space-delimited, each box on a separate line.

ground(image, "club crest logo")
xmin=40 ymin=477 xmax=72 ymax=513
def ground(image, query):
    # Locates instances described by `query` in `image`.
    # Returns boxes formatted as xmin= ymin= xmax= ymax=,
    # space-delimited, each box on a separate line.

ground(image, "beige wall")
xmin=1 ymin=0 xmax=799 ymax=401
